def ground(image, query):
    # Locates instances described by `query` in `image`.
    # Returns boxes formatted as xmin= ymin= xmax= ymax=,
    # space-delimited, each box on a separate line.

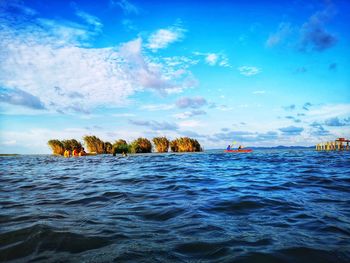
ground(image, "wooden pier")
xmin=316 ymin=138 xmax=350 ymax=151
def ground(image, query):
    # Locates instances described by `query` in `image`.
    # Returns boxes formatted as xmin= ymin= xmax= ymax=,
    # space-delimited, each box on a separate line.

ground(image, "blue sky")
xmin=0 ymin=0 xmax=349 ymax=153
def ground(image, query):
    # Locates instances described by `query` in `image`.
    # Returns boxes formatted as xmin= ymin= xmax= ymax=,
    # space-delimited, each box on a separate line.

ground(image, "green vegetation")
xmin=61 ymin=139 xmax=82 ymax=152
xmin=48 ymin=139 xmax=82 ymax=155
xmin=130 ymin=137 xmax=152 ymax=153
xmin=112 ymin=139 xmax=130 ymax=155
xmin=170 ymin=137 xmax=202 ymax=152
xmin=104 ymin=142 xmax=113 ymax=154
xmin=47 ymin=140 xmax=65 ymax=155
xmin=83 ymin=136 xmax=105 ymax=154
xmin=48 ymin=135 xmax=202 ymax=155
xmin=170 ymin=139 xmax=179 ymax=152
xmin=152 ymin=137 xmax=169 ymax=153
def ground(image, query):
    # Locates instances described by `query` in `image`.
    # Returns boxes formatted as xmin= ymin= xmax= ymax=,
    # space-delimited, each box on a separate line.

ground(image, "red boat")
xmin=224 ymin=149 xmax=253 ymax=153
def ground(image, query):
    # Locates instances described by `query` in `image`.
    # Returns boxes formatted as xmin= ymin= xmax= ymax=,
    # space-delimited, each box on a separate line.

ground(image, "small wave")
xmin=204 ymin=197 xmax=300 ymax=215
xmin=0 ymin=151 xmax=349 ymax=262
xmin=102 ymin=191 xmax=128 ymax=199
xmin=64 ymin=196 xmax=110 ymax=205
xmin=175 ymin=241 xmax=230 ymax=259
xmin=138 ymin=207 xmax=185 ymax=221
xmin=320 ymin=225 xmax=350 ymax=236
xmin=232 ymin=247 xmax=350 ymax=263
xmin=0 ymin=224 xmax=110 ymax=261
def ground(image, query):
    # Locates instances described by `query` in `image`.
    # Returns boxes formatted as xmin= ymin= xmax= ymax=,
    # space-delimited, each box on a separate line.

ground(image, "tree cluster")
xmin=48 ymin=139 xmax=82 ymax=155
xmin=48 ymin=136 xmax=202 ymax=155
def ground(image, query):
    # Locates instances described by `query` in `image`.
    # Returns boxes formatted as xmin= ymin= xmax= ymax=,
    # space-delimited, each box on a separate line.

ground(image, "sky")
xmin=0 ymin=0 xmax=349 ymax=154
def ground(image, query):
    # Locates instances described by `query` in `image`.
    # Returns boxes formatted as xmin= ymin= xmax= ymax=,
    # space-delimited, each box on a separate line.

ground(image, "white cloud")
xmin=1 ymin=39 xmax=135 ymax=112
xmin=146 ymin=26 xmax=185 ymax=51
xmin=218 ymin=56 xmax=230 ymax=67
xmin=112 ymin=0 xmax=139 ymax=14
xmin=194 ymin=52 xmax=230 ymax=67
xmin=0 ymin=128 xmax=85 ymax=154
xmin=266 ymin=22 xmax=292 ymax=48
xmin=163 ymin=56 xmax=199 ymax=68
xmin=173 ymin=112 xmax=190 ymax=119
xmin=141 ymin=104 xmax=175 ymax=111
xmin=209 ymin=103 xmax=233 ymax=111
xmin=129 ymin=120 xmax=178 ymax=130
xmin=205 ymin=53 xmax=218 ymax=65
xmin=173 ymin=110 xmax=206 ymax=119
xmin=176 ymin=96 xmax=207 ymax=109
xmin=112 ymin=113 xmax=136 ymax=117
xmin=178 ymin=120 xmax=202 ymax=128
xmin=238 ymin=66 xmax=261 ymax=76
xmin=0 ymin=7 xmax=196 ymax=113
xmin=306 ymin=104 xmax=350 ymax=120
xmin=1 ymin=140 xmax=17 ymax=146
xmin=75 ymin=10 xmax=103 ymax=32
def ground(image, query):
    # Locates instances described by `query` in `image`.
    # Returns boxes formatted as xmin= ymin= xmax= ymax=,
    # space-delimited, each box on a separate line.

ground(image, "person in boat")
xmin=79 ymin=147 xmax=86 ymax=156
xmin=64 ymin=149 xmax=70 ymax=158
xmin=72 ymin=148 xmax=79 ymax=157
xmin=227 ymin=145 xmax=231 ymax=150
xmin=238 ymin=145 xmax=243 ymax=150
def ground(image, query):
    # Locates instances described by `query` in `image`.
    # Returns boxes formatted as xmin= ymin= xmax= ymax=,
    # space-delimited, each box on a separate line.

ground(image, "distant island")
xmin=48 ymin=136 xmax=202 ymax=156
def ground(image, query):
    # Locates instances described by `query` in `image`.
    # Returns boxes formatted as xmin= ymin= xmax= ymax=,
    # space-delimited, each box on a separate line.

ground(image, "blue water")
xmin=1 ymin=150 xmax=350 ymax=262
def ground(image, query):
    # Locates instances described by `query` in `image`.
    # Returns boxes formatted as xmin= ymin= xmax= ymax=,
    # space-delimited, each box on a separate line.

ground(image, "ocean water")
xmin=1 ymin=150 xmax=350 ymax=262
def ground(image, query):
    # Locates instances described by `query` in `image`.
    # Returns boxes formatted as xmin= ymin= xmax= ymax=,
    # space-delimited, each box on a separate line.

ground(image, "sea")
xmin=1 ymin=149 xmax=350 ymax=262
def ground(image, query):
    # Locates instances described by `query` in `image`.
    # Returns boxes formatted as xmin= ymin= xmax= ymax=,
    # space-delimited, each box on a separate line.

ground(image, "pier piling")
xmin=316 ymin=138 xmax=350 ymax=151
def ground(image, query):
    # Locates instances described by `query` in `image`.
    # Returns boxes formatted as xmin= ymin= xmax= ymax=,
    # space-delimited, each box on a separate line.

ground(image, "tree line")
xmin=48 ymin=136 xmax=202 ymax=155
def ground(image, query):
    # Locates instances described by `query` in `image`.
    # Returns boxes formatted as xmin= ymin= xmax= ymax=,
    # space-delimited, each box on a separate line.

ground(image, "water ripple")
xmin=1 ymin=150 xmax=350 ymax=262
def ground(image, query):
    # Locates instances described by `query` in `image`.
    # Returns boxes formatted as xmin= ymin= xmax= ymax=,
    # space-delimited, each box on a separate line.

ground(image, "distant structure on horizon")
xmin=316 ymin=138 xmax=350 ymax=151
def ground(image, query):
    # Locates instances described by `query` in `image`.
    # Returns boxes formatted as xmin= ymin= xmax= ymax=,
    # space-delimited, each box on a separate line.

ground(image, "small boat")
xmin=224 ymin=149 xmax=253 ymax=153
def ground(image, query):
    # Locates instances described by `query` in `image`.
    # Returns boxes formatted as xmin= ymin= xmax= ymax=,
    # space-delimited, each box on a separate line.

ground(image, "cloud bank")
xmin=299 ymin=6 xmax=337 ymax=52
xmin=0 ymin=4 xmax=195 ymax=113
xmin=0 ymin=87 xmax=46 ymax=109
xmin=279 ymin=126 xmax=304 ymax=136
xmin=267 ymin=2 xmax=337 ymax=52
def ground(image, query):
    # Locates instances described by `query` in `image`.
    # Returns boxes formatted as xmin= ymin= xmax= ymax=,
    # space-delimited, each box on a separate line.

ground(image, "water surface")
xmin=1 ymin=150 xmax=350 ymax=262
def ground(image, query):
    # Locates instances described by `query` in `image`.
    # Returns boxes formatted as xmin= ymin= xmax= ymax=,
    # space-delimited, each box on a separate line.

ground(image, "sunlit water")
xmin=1 ymin=150 xmax=350 ymax=262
